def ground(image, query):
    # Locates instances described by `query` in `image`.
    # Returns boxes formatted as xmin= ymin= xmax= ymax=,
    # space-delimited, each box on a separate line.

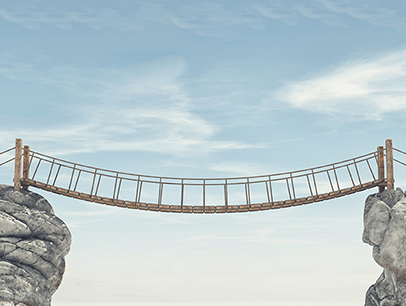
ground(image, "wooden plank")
xmin=23 ymin=171 xmax=382 ymax=214
xmin=248 ymin=207 xmax=261 ymax=212
xmin=182 ymin=206 xmax=193 ymax=213
xmin=204 ymin=206 xmax=216 ymax=212
xmin=123 ymin=201 xmax=136 ymax=208
xmin=115 ymin=203 xmax=128 ymax=208
xmin=193 ymin=206 xmax=204 ymax=213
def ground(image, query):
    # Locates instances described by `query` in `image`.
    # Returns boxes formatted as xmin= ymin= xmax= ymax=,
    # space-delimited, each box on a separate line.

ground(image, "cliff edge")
xmin=364 ymin=188 xmax=406 ymax=306
xmin=0 ymin=185 xmax=71 ymax=306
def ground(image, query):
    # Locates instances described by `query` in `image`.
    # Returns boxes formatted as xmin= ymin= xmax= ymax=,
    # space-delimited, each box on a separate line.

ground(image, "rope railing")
xmin=389 ymin=147 xmax=406 ymax=168
xmin=0 ymin=147 xmax=15 ymax=155
xmin=0 ymin=147 xmax=16 ymax=167
xmin=5 ymin=139 xmax=401 ymax=213
xmin=18 ymin=148 xmax=383 ymax=213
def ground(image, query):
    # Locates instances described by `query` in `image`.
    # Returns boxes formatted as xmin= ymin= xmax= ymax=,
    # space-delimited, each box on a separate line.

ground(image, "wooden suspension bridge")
xmin=0 ymin=139 xmax=403 ymax=214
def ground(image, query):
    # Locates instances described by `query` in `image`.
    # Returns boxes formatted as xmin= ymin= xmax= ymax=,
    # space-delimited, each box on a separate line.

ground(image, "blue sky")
xmin=1 ymin=0 xmax=406 ymax=305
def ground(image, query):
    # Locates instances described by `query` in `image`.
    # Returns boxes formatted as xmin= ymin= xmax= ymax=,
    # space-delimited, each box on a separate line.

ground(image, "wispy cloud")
xmin=317 ymin=0 xmax=406 ymax=30
xmin=0 ymin=2 xmax=141 ymax=30
xmin=274 ymin=49 xmax=406 ymax=120
xmin=255 ymin=0 xmax=406 ymax=29
xmin=294 ymin=5 xmax=347 ymax=27
xmin=0 ymin=9 xmax=140 ymax=30
xmin=0 ymin=1 xmax=262 ymax=37
xmin=252 ymin=5 xmax=297 ymax=26
xmin=0 ymin=1 xmax=405 ymax=36
xmin=0 ymin=55 xmax=254 ymax=156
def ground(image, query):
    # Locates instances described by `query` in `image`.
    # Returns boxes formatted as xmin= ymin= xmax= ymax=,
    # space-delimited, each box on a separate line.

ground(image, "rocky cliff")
xmin=0 ymin=185 xmax=71 ymax=306
xmin=364 ymin=188 xmax=406 ymax=306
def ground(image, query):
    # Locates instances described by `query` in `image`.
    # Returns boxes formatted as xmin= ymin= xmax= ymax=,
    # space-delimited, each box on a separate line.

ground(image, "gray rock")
xmin=0 ymin=185 xmax=71 ymax=306
xmin=364 ymin=188 xmax=406 ymax=306
xmin=363 ymin=200 xmax=390 ymax=246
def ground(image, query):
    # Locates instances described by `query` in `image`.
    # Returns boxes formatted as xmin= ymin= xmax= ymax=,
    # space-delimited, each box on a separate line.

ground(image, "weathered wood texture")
xmin=23 ymin=145 xmax=30 ymax=190
xmin=378 ymin=145 xmax=385 ymax=192
xmin=386 ymin=139 xmax=394 ymax=191
xmin=22 ymin=178 xmax=383 ymax=214
xmin=13 ymin=138 xmax=392 ymax=213
xmin=13 ymin=139 xmax=22 ymax=190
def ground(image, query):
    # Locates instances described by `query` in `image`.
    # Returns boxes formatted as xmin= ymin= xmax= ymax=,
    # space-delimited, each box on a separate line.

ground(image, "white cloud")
xmin=294 ymin=5 xmax=347 ymax=27
xmin=0 ymin=7 xmax=140 ymax=30
xmin=0 ymin=56 xmax=253 ymax=156
xmin=252 ymin=5 xmax=297 ymax=26
xmin=274 ymin=49 xmax=406 ymax=119
xmin=317 ymin=0 xmax=406 ymax=30
xmin=255 ymin=0 xmax=406 ymax=29
xmin=1 ymin=1 xmax=405 ymax=36
xmin=0 ymin=1 xmax=263 ymax=37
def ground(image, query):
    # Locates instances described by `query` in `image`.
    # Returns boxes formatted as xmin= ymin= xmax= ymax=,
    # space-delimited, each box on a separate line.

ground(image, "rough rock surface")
xmin=0 ymin=185 xmax=71 ymax=306
xmin=364 ymin=188 xmax=406 ymax=306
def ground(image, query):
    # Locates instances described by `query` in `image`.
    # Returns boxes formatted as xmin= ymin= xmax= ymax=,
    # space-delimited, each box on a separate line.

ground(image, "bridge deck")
xmin=23 ymin=178 xmax=384 ymax=213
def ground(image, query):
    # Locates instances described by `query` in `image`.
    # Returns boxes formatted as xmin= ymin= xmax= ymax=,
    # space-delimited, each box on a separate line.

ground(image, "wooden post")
xmin=22 ymin=145 xmax=30 ymax=190
xmin=386 ymin=139 xmax=394 ymax=191
xmin=377 ymin=145 xmax=385 ymax=192
xmin=14 ymin=139 xmax=22 ymax=190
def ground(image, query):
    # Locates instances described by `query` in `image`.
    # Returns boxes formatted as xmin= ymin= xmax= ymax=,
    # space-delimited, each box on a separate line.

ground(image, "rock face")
xmin=364 ymin=188 xmax=406 ymax=306
xmin=0 ymin=185 xmax=71 ymax=306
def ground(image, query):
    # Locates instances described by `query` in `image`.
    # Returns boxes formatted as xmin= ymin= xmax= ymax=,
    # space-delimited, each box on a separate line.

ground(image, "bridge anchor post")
xmin=386 ymin=139 xmax=394 ymax=191
xmin=23 ymin=145 xmax=30 ymax=190
xmin=377 ymin=146 xmax=385 ymax=193
xmin=377 ymin=146 xmax=385 ymax=192
xmin=13 ymin=138 xmax=22 ymax=191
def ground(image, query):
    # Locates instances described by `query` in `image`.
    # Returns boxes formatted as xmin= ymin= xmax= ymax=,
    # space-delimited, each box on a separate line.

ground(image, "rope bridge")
xmin=0 ymin=139 xmax=400 ymax=214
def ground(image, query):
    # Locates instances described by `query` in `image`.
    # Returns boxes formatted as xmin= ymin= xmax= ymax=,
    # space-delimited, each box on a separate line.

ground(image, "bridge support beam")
xmin=23 ymin=145 xmax=30 ymax=190
xmin=386 ymin=139 xmax=394 ymax=191
xmin=378 ymin=146 xmax=385 ymax=193
xmin=13 ymin=138 xmax=22 ymax=191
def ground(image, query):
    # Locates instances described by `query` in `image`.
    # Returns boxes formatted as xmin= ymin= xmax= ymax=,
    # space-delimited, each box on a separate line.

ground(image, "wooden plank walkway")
xmin=22 ymin=178 xmax=385 ymax=214
xmin=2 ymin=138 xmax=396 ymax=214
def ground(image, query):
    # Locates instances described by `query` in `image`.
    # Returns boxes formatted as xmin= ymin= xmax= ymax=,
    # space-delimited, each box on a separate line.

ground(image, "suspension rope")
xmin=0 ymin=157 xmax=15 ymax=167
xmin=0 ymin=147 xmax=15 ymax=156
xmin=0 ymin=147 xmax=16 ymax=167
xmin=394 ymin=147 xmax=406 ymax=155
xmin=393 ymin=158 xmax=406 ymax=168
